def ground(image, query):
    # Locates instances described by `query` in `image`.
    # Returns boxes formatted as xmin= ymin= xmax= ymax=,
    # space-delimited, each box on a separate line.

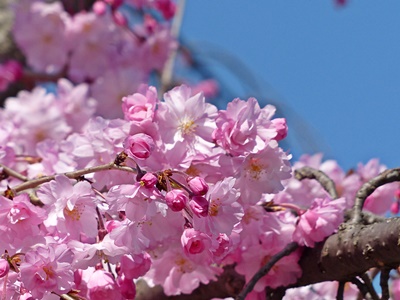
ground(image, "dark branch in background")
xmin=359 ymin=273 xmax=380 ymax=300
xmin=350 ymin=277 xmax=374 ymax=300
xmin=380 ymin=267 xmax=391 ymax=300
xmin=336 ymin=281 xmax=345 ymax=300
xmin=351 ymin=168 xmax=400 ymax=224
xmin=235 ymin=242 xmax=298 ymax=300
xmin=294 ymin=166 xmax=339 ymax=199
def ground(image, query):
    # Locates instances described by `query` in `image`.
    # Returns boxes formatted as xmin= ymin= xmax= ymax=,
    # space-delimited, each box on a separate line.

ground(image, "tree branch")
xmin=380 ymin=267 xmax=390 ymax=300
xmin=351 ymin=168 xmax=400 ymax=224
xmin=9 ymin=162 xmax=137 ymax=194
xmin=0 ymin=163 xmax=28 ymax=182
xmin=235 ymin=242 xmax=298 ymax=300
xmin=294 ymin=166 xmax=339 ymax=199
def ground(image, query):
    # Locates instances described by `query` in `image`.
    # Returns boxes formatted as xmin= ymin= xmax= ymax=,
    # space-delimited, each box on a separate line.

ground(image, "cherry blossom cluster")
xmin=9 ymin=0 xmax=176 ymax=118
xmin=0 ymin=77 xmax=397 ymax=299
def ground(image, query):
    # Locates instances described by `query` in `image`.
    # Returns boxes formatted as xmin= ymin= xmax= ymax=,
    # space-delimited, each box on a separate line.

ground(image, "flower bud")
xmin=117 ymin=275 xmax=136 ymax=299
xmin=123 ymin=133 xmax=155 ymax=160
xmin=391 ymin=201 xmax=399 ymax=215
xmin=165 ymin=190 xmax=188 ymax=212
xmin=187 ymin=176 xmax=209 ymax=196
xmin=140 ymin=172 xmax=157 ymax=188
xmin=271 ymin=118 xmax=288 ymax=141
xmin=87 ymin=270 xmax=122 ymax=300
xmin=181 ymin=228 xmax=209 ymax=255
xmin=0 ymin=259 xmax=9 ymax=278
xmin=189 ymin=196 xmax=209 ymax=217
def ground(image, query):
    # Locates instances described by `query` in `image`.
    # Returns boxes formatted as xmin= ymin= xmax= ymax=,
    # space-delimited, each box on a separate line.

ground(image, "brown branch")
xmin=351 ymin=277 xmax=374 ymax=300
xmin=9 ymin=163 xmax=137 ymax=194
xmin=0 ymin=163 xmax=28 ymax=182
xmin=380 ymin=267 xmax=391 ymax=300
xmin=289 ymin=218 xmax=400 ymax=287
xmin=336 ymin=281 xmax=345 ymax=300
xmin=360 ymin=273 xmax=380 ymax=300
xmin=351 ymin=168 xmax=400 ymax=224
xmin=294 ymin=166 xmax=339 ymax=199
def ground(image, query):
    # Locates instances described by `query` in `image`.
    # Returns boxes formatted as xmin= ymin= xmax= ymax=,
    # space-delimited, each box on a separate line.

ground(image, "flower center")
xmin=179 ymin=119 xmax=197 ymax=136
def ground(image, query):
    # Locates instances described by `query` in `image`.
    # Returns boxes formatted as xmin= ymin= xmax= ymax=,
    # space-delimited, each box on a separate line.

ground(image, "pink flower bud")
xmin=140 ymin=172 xmax=158 ymax=188
xmin=189 ymin=196 xmax=209 ymax=217
xmin=187 ymin=176 xmax=209 ymax=196
xmin=87 ymin=270 xmax=122 ymax=300
xmin=165 ymin=190 xmax=188 ymax=212
xmin=119 ymin=253 xmax=151 ymax=279
xmin=271 ymin=118 xmax=288 ymax=141
xmin=181 ymin=228 xmax=210 ymax=255
xmin=123 ymin=133 xmax=155 ymax=160
xmin=117 ymin=275 xmax=136 ymax=299
xmin=391 ymin=201 xmax=399 ymax=215
xmin=93 ymin=1 xmax=107 ymax=15
xmin=0 ymin=259 xmax=9 ymax=278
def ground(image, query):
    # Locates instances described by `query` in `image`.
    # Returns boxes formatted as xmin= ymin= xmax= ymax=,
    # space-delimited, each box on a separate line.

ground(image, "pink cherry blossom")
xmin=187 ymin=176 xmax=209 ymax=196
xmin=119 ymin=253 xmax=152 ymax=279
xmin=122 ymin=85 xmax=158 ymax=123
xmin=123 ymin=133 xmax=155 ymax=160
xmin=87 ymin=269 xmax=123 ymax=300
xmin=20 ymin=241 xmax=74 ymax=298
xmin=293 ymin=196 xmax=346 ymax=247
xmin=37 ymin=175 xmax=98 ymax=240
xmin=156 ymin=85 xmax=217 ymax=151
xmin=165 ymin=190 xmax=189 ymax=212
xmin=12 ymin=1 xmax=71 ymax=73
xmin=237 ymin=140 xmax=292 ymax=205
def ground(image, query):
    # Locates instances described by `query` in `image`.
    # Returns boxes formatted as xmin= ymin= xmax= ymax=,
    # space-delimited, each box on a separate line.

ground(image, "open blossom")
xmin=155 ymin=85 xmax=217 ymax=151
xmin=12 ymin=1 xmax=71 ymax=73
xmin=213 ymin=98 xmax=266 ymax=156
xmin=37 ymin=175 xmax=98 ymax=240
xmin=20 ymin=242 xmax=74 ymax=298
xmin=193 ymin=177 xmax=243 ymax=236
xmin=87 ymin=270 xmax=123 ymax=300
xmin=145 ymin=245 xmax=222 ymax=296
xmin=293 ymin=196 xmax=346 ymax=247
xmin=237 ymin=140 xmax=292 ymax=205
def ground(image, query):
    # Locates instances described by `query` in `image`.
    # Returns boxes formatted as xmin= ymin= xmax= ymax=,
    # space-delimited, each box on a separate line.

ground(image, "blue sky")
xmin=181 ymin=1 xmax=400 ymax=171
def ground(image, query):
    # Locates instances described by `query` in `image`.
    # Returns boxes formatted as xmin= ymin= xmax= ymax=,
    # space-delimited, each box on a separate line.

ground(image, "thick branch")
xmin=291 ymin=217 xmax=400 ymax=287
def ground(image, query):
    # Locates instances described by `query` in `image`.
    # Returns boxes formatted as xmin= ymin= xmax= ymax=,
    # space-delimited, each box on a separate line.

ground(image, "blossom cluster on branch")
xmin=0 ymin=0 xmax=397 ymax=300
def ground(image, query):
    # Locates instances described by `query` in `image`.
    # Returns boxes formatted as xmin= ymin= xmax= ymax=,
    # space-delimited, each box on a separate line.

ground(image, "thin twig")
xmin=0 ymin=163 xmax=28 ymax=182
xmin=9 ymin=163 xmax=137 ymax=194
xmin=159 ymin=0 xmax=186 ymax=96
xmin=235 ymin=242 xmax=298 ymax=300
xmin=351 ymin=277 xmax=374 ymax=300
xmin=351 ymin=168 xmax=400 ymax=224
xmin=360 ymin=273 xmax=380 ymax=300
xmin=380 ymin=267 xmax=391 ymax=300
xmin=336 ymin=281 xmax=345 ymax=300
xmin=294 ymin=166 xmax=339 ymax=199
